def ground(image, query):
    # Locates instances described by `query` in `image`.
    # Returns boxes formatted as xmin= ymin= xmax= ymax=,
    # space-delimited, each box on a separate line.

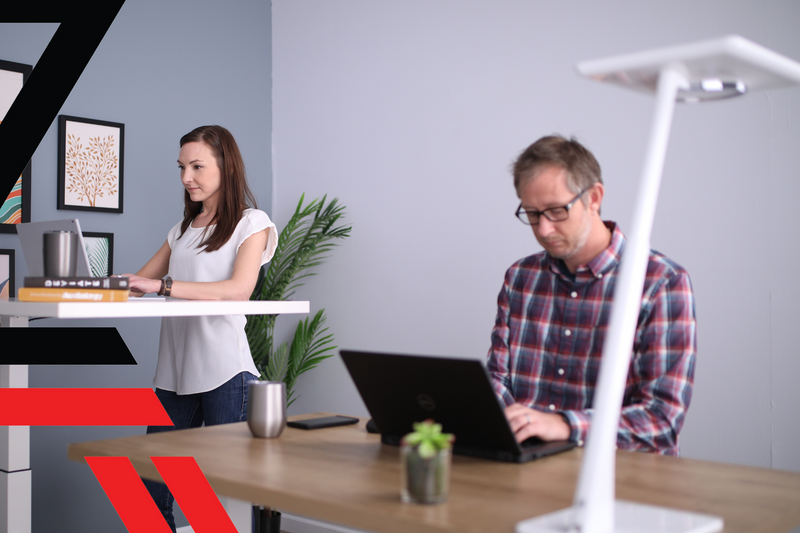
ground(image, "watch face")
xmin=164 ymin=276 xmax=173 ymax=296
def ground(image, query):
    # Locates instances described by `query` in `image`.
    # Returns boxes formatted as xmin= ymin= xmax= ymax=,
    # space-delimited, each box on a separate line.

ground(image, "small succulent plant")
xmin=401 ymin=419 xmax=455 ymax=459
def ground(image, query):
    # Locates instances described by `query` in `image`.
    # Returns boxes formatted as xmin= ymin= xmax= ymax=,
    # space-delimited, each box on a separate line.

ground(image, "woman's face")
xmin=178 ymin=141 xmax=222 ymax=208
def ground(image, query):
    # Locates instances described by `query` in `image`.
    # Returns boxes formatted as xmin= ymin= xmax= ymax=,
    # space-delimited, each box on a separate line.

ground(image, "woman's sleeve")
xmin=238 ymin=210 xmax=279 ymax=265
xmin=166 ymin=221 xmax=182 ymax=250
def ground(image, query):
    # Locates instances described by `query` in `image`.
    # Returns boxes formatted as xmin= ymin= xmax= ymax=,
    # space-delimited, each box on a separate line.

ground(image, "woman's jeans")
xmin=144 ymin=371 xmax=257 ymax=532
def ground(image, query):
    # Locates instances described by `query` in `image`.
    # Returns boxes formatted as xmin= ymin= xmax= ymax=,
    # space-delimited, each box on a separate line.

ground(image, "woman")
xmin=125 ymin=125 xmax=277 ymax=531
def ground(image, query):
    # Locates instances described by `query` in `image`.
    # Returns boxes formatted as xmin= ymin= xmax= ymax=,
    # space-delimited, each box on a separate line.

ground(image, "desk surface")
xmin=0 ymin=298 xmax=309 ymax=319
xmin=67 ymin=413 xmax=800 ymax=533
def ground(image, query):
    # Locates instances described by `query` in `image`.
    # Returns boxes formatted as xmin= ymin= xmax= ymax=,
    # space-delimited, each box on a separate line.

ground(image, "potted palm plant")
xmin=246 ymin=194 xmax=351 ymax=407
xmin=400 ymin=420 xmax=455 ymax=504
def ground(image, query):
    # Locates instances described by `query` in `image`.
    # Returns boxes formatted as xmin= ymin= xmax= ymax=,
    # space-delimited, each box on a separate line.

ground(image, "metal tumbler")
xmin=43 ymin=230 xmax=78 ymax=278
xmin=247 ymin=381 xmax=286 ymax=438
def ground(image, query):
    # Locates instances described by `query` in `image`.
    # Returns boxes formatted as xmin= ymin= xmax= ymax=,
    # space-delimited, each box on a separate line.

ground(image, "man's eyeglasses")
xmin=515 ymin=185 xmax=593 ymax=226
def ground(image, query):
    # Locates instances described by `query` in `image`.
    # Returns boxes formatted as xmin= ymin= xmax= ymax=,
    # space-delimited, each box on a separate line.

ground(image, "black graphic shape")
xmin=0 ymin=1 xmax=127 ymax=202
xmin=0 ymin=328 xmax=136 ymax=365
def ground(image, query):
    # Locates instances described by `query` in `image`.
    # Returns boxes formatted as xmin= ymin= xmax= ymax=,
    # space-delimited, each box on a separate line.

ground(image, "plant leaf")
xmin=245 ymin=195 xmax=351 ymax=407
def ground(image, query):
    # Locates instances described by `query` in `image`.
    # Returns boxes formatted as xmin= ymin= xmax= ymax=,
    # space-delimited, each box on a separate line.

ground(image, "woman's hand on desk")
xmin=123 ymin=274 xmax=162 ymax=297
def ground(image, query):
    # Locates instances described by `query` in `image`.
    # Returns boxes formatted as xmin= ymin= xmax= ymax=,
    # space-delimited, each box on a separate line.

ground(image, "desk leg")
xmin=219 ymin=496 xmax=252 ymax=533
xmin=0 ymin=365 xmax=31 ymax=533
xmin=1 ymin=315 xmax=31 ymax=533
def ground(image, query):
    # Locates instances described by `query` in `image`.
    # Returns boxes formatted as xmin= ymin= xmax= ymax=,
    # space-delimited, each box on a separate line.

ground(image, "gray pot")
xmin=400 ymin=444 xmax=451 ymax=504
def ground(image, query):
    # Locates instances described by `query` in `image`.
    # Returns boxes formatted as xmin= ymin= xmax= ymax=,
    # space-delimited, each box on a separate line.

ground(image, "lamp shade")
xmin=577 ymin=35 xmax=800 ymax=101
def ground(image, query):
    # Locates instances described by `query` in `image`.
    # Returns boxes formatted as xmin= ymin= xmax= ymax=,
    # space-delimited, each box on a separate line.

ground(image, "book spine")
xmin=24 ymin=277 xmax=129 ymax=290
xmin=17 ymin=288 xmax=129 ymax=302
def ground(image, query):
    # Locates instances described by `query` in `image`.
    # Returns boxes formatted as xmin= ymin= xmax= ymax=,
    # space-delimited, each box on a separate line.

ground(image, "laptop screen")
xmin=16 ymin=219 xmax=93 ymax=278
xmin=340 ymin=350 xmax=523 ymax=455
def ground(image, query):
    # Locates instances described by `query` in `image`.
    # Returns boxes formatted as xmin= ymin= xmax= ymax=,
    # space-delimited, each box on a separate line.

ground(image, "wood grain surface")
xmin=67 ymin=412 xmax=800 ymax=533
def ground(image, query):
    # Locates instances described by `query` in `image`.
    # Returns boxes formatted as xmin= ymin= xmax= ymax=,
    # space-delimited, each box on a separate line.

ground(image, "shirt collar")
xmin=546 ymin=221 xmax=624 ymax=282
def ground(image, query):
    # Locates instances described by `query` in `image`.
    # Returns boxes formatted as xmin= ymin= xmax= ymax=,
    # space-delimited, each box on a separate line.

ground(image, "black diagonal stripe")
xmin=0 ymin=1 xmax=126 ymax=201
xmin=1 ymin=328 xmax=136 ymax=365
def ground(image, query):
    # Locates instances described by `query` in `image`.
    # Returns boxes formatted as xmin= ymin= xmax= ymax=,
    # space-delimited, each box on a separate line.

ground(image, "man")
xmin=487 ymin=135 xmax=696 ymax=456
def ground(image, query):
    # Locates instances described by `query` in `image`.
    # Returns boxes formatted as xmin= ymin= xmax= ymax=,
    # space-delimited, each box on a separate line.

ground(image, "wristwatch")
xmin=158 ymin=276 xmax=173 ymax=297
xmin=163 ymin=276 xmax=173 ymax=297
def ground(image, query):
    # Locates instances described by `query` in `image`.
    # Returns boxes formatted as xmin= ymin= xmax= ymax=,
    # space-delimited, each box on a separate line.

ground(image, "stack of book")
xmin=17 ymin=276 xmax=130 ymax=302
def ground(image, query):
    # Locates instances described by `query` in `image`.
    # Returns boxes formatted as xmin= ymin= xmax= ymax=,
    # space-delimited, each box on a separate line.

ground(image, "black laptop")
xmin=339 ymin=349 xmax=576 ymax=463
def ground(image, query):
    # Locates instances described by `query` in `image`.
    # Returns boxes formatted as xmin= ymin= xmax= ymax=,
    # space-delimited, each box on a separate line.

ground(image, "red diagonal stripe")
xmin=0 ymin=389 xmax=173 ymax=425
xmin=86 ymin=456 xmax=173 ymax=533
xmin=151 ymin=457 xmax=238 ymax=533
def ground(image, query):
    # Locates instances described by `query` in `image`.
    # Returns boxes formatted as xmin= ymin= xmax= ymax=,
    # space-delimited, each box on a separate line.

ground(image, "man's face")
xmin=518 ymin=165 xmax=592 ymax=261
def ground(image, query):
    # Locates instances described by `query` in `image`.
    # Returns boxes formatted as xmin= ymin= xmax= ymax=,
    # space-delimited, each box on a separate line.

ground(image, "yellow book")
xmin=17 ymin=287 xmax=129 ymax=302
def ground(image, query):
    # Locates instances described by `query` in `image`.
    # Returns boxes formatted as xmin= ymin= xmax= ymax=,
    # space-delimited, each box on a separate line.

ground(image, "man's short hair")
xmin=512 ymin=135 xmax=602 ymax=201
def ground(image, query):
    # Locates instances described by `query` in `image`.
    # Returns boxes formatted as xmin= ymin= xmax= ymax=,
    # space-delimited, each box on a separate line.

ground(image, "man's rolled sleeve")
xmin=560 ymin=410 xmax=591 ymax=445
xmin=618 ymin=267 xmax=696 ymax=454
xmin=487 ymin=269 xmax=517 ymax=407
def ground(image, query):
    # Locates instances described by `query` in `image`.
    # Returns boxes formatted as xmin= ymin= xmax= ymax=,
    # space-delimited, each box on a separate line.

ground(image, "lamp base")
xmin=515 ymin=500 xmax=723 ymax=533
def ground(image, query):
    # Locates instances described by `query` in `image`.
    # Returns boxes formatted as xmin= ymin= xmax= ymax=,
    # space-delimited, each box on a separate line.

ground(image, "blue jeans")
xmin=144 ymin=371 xmax=257 ymax=532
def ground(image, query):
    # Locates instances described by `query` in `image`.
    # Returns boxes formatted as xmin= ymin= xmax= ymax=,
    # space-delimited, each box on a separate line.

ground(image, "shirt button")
xmin=549 ymin=404 xmax=556 ymax=410
xmin=578 ymin=439 xmax=585 ymax=446
xmin=596 ymin=273 xmax=603 ymax=279
xmin=558 ymin=368 xmax=565 ymax=375
xmin=570 ymin=291 xmax=578 ymax=298
xmin=564 ymin=329 xmax=572 ymax=336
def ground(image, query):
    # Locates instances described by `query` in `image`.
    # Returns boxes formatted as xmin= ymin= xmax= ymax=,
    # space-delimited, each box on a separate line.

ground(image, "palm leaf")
xmin=246 ymin=194 xmax=351 ymax=407
xmin=86 ymin=238 xmax=110 ymax=278
xmin=283 ymin=309 xmax=337 ymax=407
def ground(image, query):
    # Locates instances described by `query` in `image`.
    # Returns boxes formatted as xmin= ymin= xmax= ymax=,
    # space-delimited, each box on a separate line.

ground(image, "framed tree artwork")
xmin=58 ymin=115 xmax=124 ymax=213
xmin=0 ymin=249 xmax=14 ymax=300
xmin=82 ymin=232 xmax=114 ymax=278
xmin=0 ymin=59 xmax=33 ymax=234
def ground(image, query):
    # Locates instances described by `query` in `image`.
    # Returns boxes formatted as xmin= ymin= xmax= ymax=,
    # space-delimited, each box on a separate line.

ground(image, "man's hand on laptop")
xmin=505 ymin=404 xmax=570 ymax=443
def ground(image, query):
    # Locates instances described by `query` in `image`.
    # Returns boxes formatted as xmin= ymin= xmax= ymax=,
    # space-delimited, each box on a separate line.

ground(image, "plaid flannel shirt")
xmin=487 ymin=222 xmax=696 ymax=456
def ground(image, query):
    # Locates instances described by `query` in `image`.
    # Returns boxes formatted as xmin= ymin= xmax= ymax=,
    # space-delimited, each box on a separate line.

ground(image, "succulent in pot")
xmin=400 ymin=420 xmax=455 ymax=504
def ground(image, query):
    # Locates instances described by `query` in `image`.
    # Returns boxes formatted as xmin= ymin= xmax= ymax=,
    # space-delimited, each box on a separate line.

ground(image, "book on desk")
xmin=17 ymin=276 xmax=130 ymax=302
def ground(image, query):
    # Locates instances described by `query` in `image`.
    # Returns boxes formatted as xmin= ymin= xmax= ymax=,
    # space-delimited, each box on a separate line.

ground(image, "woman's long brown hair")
xmin=178 ymin=125 xmax=258 ymax=252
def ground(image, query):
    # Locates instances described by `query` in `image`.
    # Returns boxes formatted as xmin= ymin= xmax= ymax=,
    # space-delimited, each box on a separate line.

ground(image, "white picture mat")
xmin=0 ymin=257 xmax=8 ymax=280
xmin=83 ymin=235 xmax=110 ymax=277
xmin=63 ymin=120 xmax=121 ymax=209
xmin=0 ymin=69 xmax=23 ymax=120
xmin=0 ymin=68 xmax=24 ymax=223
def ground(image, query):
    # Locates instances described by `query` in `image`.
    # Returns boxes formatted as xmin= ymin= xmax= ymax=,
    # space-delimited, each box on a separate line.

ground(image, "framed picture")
xmin=58 ymin=115 xmax=124 ymax=213
xmin=82 ymin=232 xmax=114 ymax=278
xmin=0 ymin=59 xmax=32 ymax=234
xmin=0 ymin=249 xmax=14 ymax=300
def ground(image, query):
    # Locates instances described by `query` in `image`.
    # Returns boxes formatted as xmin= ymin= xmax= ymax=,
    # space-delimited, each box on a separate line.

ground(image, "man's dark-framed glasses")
xmin=515 ymin=185 xmax=593 ymax=226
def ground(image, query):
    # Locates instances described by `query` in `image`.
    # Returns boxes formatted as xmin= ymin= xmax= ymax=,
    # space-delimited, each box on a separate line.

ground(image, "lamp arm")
xmin=568 ymin=65 xmax=689 ymax=533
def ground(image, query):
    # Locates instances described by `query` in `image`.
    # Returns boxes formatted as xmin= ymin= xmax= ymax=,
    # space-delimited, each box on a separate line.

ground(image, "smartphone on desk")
xmin=287 ymin=415 xmax=359 ymax=430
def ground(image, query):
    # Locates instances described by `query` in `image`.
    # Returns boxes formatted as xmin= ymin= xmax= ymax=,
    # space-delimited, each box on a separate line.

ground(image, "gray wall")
xmin=0 ymin=1 xmax=271 ymax=531
xmin=4 ymin=1 xmax=800 ymax=531
xmin=273 ymin=0 xmax=800 ymax=474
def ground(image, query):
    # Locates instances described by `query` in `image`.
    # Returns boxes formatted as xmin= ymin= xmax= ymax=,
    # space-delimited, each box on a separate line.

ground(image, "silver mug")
xmin=247 ymin=381 xmax=286 ymax=438
xmin=43 ymin=230 xmax=78 ymax=278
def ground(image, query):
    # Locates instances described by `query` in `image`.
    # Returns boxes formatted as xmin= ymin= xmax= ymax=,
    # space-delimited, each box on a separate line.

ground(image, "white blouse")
xmin=154 ymin=209 xmax=278 ymax=394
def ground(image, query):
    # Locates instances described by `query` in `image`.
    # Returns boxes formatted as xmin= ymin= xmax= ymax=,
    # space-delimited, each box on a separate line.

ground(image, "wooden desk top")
xmin=67 ymin=413 xmax=800 ymax=533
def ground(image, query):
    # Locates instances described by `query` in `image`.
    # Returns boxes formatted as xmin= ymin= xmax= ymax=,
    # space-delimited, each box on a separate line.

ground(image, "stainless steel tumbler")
xmin=247 ymin=381 xmax=286 ymax=438
xmin=43 ymin=231 xmax=78 ymax=278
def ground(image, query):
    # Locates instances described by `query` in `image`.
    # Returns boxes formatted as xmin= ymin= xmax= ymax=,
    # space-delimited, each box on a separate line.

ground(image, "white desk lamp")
xmin=516 ymin=35 xmax=800 ymax=533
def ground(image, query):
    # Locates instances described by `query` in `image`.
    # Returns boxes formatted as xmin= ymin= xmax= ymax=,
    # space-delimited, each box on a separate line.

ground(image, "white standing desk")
xmin=0 ymin=298 xmax=310 ymax=533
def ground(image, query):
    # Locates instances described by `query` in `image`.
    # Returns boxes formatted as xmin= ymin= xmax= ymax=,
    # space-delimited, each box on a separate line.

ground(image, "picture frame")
xmin=57 ymin=115 xmax=124 ymax=213
xmin=0 ymin=249 xmax=14 ymax=300
xmin=82 ymin=232 xmax=114 ymax=278
xmin=0 ymin=59 xmax=33 ymax=234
